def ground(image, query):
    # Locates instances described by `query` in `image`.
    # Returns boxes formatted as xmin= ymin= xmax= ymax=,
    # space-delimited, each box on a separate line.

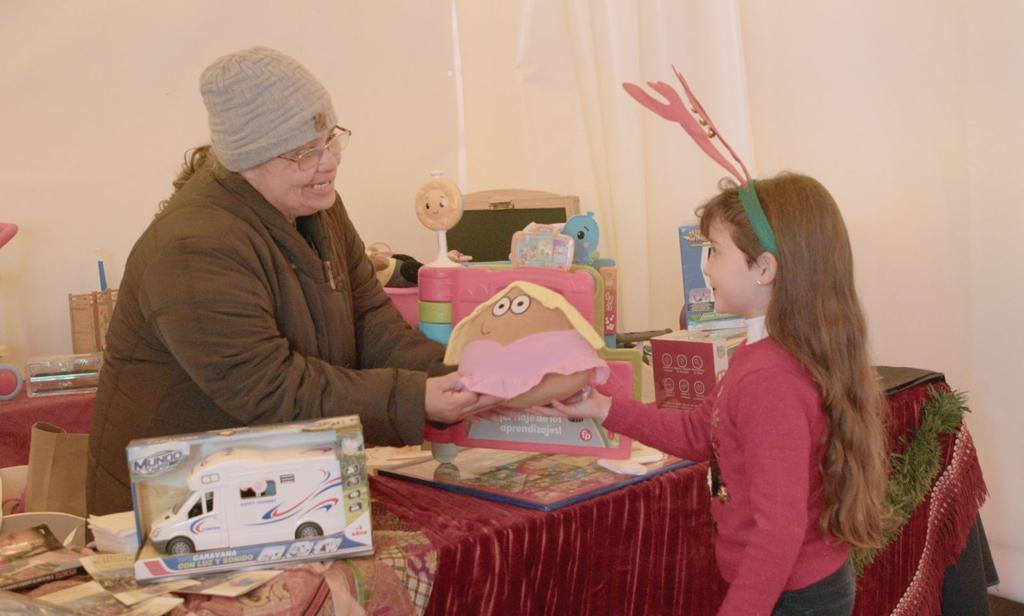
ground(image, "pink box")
xmin=417 ymin=265 xmax=596 ymax=329
xmin=599 ymin=266 xmax=617 ymax=336
xmin=651 ymin=329 xmax=745 ymax=411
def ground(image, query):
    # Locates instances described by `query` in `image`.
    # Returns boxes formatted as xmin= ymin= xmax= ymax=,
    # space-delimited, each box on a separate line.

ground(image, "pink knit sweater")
xmin=603 ymin=337 xmax=849 ymax=615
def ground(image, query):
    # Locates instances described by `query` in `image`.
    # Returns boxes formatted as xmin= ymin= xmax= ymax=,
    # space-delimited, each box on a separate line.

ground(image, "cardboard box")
xmin=651 ymin=329 xmax=745 ymax=411
xmin=678 ymin=225 xmax=744 ymax=330
xmin=127 ymin=417 xmax=372 ymax=581
xmin=599 ymin=265 xmax=617 ymax=337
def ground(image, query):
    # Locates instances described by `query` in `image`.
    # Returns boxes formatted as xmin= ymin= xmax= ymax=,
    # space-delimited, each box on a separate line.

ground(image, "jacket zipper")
xmin=323 ymin=260 xmax=337 ymax=290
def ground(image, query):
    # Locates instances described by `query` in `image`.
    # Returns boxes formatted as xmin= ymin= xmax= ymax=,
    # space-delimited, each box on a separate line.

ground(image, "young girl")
xmin=538 ymin=173 xmax=891 ymax=615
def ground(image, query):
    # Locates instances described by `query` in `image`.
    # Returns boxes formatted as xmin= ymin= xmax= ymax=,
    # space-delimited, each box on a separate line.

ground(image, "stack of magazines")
xmin=0 ymin=525 xmax=84 ymax=592
xmin=87 ymin=511 xmax=138 ymax=554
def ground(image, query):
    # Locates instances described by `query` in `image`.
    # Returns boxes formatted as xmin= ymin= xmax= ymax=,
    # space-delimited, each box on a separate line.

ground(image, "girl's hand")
xmin=527 ymin=391 xmax=612 ymax=422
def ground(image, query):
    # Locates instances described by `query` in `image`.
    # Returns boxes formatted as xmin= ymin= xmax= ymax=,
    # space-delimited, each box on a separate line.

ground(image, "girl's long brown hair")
xmin=698 ymin=172 xmax=890 ymax=548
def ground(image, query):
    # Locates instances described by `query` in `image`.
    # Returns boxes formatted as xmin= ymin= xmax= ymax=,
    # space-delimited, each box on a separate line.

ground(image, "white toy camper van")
xmin=148 ymin=446 xmax=345 ymax=555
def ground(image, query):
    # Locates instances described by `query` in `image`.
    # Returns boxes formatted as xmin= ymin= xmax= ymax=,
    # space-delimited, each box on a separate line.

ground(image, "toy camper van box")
xmin=651 ymin=328 xmax=746 ymax=411
xmin=678 ymin=224 xmax=744 ymax=330
xmin=127 ymin=416 xmax=372 ymax=581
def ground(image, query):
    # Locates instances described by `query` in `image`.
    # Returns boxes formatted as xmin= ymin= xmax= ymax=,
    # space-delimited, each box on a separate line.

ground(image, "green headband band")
xmin=738 ymin=181 xmax=778 ymax=256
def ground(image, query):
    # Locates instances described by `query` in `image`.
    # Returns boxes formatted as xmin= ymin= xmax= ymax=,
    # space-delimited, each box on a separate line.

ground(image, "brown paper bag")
xmin=24 ymin=422 xmax=88 ymax=517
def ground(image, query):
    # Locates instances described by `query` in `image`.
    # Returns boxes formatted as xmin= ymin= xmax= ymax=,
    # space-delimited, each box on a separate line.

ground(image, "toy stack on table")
xmin=371 ymin=178 xmax=695 ymax=511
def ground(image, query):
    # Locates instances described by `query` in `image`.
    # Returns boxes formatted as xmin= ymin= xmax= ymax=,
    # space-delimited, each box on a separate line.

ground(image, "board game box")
xmin=379 ymin=448 xmax=692 ymax=512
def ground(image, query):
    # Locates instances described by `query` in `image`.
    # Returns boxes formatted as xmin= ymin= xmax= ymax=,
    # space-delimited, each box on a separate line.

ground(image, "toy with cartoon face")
xmin=561 ymin=211 xmax=600 ymax=265
xmin=445 ymin=281 xmax=609 ymax=409
xmin=415 ymin=178 xmax=464 ymax=231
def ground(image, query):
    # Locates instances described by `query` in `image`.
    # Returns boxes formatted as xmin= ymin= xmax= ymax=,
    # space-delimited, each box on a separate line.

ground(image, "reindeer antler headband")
xmin=623 ymin=65 xmax=778 ymax=256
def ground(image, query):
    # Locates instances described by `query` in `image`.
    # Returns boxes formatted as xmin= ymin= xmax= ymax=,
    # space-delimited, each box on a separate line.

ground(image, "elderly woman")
xmin=86 ymin=47 xmax=495 ymax=514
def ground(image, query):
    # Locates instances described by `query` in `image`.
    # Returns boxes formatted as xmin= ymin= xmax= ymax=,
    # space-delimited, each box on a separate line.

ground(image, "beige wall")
xmin=740 ymin=0 xmax=1022 ymax=599
xmin=966 ymin=0 xmax=1024 ymax=597
xmin=0 ymin=1 xmax=453 ymax=364
xmin=740 ymin=1 xmax=971 ymax=388
xmin=0 ymin=0 xmax=1020 ymax=600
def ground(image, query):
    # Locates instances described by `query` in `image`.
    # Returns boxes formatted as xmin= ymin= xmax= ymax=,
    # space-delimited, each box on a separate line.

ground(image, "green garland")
xmin=852 ymin=387 xmax=970 ymax=575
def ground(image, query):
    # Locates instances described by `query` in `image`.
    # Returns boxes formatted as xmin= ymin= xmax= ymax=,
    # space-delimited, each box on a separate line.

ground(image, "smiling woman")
xmin=86 ymin=47 xmax=498 ymax=516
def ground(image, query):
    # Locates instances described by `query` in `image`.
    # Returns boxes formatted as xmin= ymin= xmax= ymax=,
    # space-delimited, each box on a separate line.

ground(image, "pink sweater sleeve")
xmin=601 ymin=391 xmax=714 ymax=462
xmin=716 ymin=373 xmax=815 ymax=616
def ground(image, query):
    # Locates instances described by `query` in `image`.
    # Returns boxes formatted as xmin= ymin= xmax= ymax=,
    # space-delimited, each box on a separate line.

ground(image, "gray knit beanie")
xmin=200 ymin=46 xmax=337 ymax=172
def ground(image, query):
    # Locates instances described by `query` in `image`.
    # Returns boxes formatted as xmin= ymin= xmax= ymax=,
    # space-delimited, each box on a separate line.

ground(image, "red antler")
xmin=622 ymin=67 xmax=752 ymax=187
xmin=0 ymin=223 xmax=17 ymax=250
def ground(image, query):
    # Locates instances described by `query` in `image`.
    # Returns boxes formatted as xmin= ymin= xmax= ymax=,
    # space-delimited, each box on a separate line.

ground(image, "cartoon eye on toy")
xmin=510 ymin=295 xmax=531 ymax=315
xmin=445 ymin=281 xmax=609 ymax=409
xmin=493 ymin=297 xmax=511 ymax=316
xmin=561 ymin=211 xmax=601 ymax=265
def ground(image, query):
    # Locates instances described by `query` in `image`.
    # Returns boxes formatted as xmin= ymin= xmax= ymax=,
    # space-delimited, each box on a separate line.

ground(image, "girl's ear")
xmin=755 ymin=252 xmax=778 ymax=285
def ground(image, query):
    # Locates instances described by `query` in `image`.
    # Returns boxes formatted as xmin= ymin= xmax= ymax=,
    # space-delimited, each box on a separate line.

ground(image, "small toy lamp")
xmin=415 ymin=173 xmax=464 ymax=268
xmin=0 ymin=365 xmax=22 ymax=401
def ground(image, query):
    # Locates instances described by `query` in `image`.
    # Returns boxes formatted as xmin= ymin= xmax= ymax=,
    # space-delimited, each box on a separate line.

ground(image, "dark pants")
xmin=772 ymin=559 xmax=855 ymax=616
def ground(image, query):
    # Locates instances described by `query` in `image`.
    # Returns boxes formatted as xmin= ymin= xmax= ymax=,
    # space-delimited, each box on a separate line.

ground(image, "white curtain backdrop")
xmin=456 ymin=0 xmax=754 ymax=332
xmin=1 ymin=1 xmax=1020 ymax=600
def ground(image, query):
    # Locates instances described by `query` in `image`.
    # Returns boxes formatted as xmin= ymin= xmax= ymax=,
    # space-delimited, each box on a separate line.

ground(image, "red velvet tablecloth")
xmin=369 ymin=381 xmax=987 ymax=616
xmin=372 ymin=461 xmax=727 ymax=615
xmin=0 ymin=390 xmax=95 ymax=467
xmin=0 ymin=380 xmax=987 ymax=615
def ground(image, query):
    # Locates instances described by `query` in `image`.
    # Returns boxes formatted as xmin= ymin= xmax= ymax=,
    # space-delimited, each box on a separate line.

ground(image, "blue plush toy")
xmin=562 ymin=211 xmax=600 ymax=265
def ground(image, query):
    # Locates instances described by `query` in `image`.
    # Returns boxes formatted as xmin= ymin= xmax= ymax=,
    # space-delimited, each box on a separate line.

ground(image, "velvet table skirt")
xmin=0 ymin=390 xmax=95 ymax=467
xmin=0 ymin=376 xmax=988 ymax=614
xmin=371 ymin=378 xmax=988 ymax=616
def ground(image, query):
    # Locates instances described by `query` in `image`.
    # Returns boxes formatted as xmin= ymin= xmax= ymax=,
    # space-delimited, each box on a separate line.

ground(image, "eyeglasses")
xmin=278 ymin=126 xmax=351 ymax=171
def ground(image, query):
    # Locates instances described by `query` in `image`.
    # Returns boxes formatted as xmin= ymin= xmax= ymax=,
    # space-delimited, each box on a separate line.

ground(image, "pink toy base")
xmin=417 ymin=266 xmax=595 ymax=327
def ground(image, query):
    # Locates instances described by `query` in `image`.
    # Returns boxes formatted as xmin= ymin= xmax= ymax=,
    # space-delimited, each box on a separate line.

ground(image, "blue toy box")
xmin=678 ymin=224 xmax=744 ymax=330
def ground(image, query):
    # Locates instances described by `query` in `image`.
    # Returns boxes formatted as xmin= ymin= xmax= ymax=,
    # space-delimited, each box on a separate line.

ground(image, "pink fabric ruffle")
xmin=457 ymin=329 xmax=609 ymax=399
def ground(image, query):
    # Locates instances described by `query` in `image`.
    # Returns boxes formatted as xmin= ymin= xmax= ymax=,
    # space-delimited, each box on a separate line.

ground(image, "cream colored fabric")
xmin=455 ymin=0 xmax=754 ymax=332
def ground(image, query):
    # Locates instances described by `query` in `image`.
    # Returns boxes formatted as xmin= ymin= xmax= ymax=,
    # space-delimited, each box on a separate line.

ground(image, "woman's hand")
xmin=527 ymin=391 xmax=612 ymax=423
xmin=424 ymin=372 xmax=504 ymax=424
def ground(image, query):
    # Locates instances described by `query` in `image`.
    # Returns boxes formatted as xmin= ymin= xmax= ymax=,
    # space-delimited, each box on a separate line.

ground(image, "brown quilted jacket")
xmin=87 ymin=161 xmax=445 ymax=514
